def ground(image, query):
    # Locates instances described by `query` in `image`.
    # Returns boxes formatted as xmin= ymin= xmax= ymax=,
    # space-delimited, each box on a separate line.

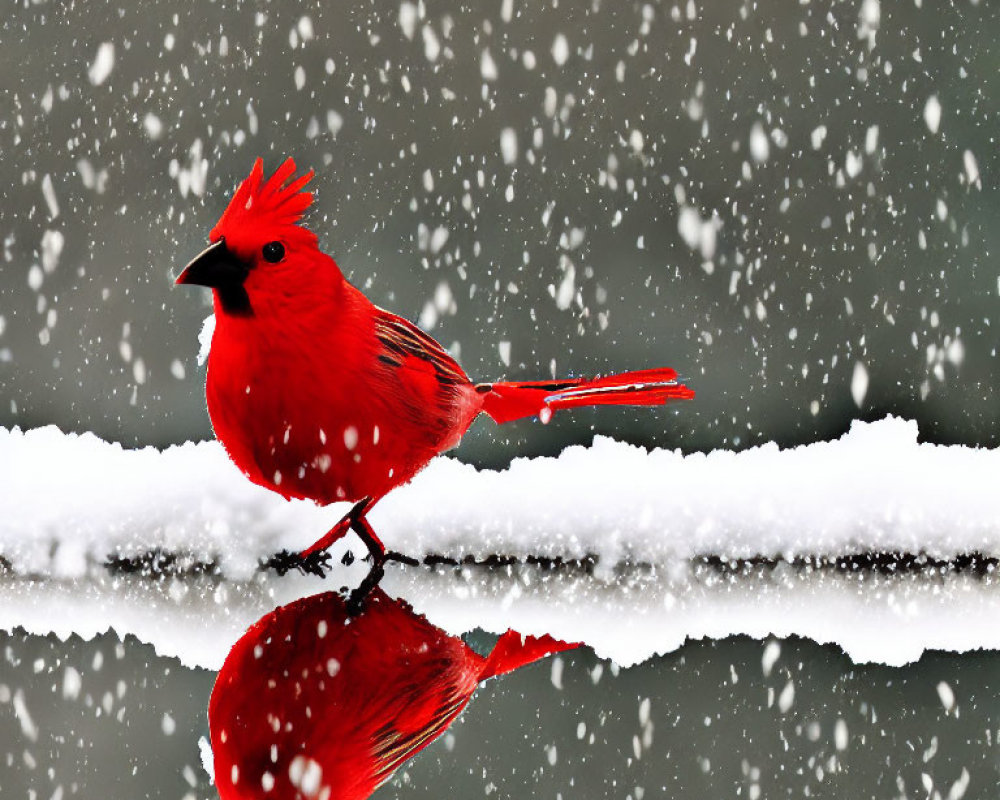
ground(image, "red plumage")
xmin=178 ymin=158 xmax=694 ymax=563
xmin=209 ymin=588 xmax=576 ymax=800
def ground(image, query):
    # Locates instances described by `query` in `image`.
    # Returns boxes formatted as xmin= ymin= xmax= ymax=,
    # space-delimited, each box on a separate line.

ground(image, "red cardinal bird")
xmin=178 ymin=158 xmax=693 ymax=568
xmin=209 ymin=588 xmax=576 ymax=800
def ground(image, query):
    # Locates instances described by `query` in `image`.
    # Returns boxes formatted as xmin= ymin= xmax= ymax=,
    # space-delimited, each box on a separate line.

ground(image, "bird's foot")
xmin=344 ymin=551 xmax=418 ymax=614
xmin=263 ymin=548 xmax=332 ymax=578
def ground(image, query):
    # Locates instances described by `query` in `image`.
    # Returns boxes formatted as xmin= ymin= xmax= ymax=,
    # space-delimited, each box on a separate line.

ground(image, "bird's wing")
xmin=371 ymin=307 xmax=470 ymax=387
xmin=368 ymin=684 xmax=472 ymax=788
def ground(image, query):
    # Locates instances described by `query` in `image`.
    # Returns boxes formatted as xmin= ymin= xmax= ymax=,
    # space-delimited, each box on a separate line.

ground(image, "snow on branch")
xmin=3 ymin=417 xmax=999 ymax=577
xmin=2 ymin=417 xmax=1000 ymax=669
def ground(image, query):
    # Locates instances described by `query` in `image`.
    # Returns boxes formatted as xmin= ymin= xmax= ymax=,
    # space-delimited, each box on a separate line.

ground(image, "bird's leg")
xmin=287 ymin=496 xmax=417 ymax=575
xmin=350 ymin=513 xmax=420 ymax=567
xmin=345 ymin=560 xmax=385 ymax=616
xmin=300 ymin=498 xmax=372 ymax=559
xmin=349 ymin=513 xmax=386 ymax=564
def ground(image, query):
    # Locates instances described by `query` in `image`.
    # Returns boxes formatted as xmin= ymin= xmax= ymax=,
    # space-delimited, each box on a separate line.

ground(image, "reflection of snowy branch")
xmin=6 ymin=547 xmax=1000 ymax=671
xmin=698 ymin=551 xmax=999 ymax=578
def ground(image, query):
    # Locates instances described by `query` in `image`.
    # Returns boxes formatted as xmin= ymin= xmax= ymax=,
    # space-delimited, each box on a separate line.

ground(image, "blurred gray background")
xmin=3 ymin=1 xmax=1000 ymax=798
xmin=1 ymin=0 xmax=996 ymax=465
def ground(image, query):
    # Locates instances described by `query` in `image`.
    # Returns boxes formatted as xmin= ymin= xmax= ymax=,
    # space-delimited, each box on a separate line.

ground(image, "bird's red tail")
xmin=479 ymin=631 xmax=579 ymax=682
xmin=479 ymin=367 xmax=695 ymax=425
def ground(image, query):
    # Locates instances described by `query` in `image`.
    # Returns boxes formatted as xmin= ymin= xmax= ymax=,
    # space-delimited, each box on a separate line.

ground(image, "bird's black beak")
xmin=176 ymin=238 xmax=246 ymax=288
xmin=176 ymin=238 xmax=253 ymax=315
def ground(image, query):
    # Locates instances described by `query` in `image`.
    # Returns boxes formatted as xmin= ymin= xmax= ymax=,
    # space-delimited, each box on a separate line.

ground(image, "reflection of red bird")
xmin=209 ymin=589 xmax=576 ymax=800
xmin=178 ymin=159 xmax=694 ymax=567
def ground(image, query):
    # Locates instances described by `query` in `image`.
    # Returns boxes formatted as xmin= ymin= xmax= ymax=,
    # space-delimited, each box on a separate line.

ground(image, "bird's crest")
xmin=211 ymin=158 xmax=317 ymax=246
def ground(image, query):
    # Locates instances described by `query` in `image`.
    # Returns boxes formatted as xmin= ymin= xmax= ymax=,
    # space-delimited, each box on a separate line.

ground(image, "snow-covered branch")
xmin=3 ymin=417 xmax=999 ymax=669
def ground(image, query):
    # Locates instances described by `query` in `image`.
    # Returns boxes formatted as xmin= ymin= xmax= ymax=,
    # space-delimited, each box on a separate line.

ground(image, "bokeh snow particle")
xmin=143 ymin=112 xmax=164 ymax=140
xmin=551 ymin=34 xmax=569 ymax=66
xmin=500 ymin=128 xmax=518 ymax=164
xmin=398 ymin=2 xmax=418 ymax=40
xmin=629 ymin=129 xmax=644 ymax=154
xmin=834 ymin=718 xmax=849 ymax=751
xmin=924 ymin=96 xmax=942 ymax=134
xmin=963 ymin=150 xmax=981 ymax=189
xmin=422 ymin=25 xmax=441 ymax=62
xmin=851 ymin=362 xmax=869 ymax=408
xmin=857 ymin=0 xmax=880 ymax=49
xmin=88 ymin=42 xmax=115 ymax=86
xmin=481 ymin=48 xmax=498 ymax=81
xmin=937 ymin=680 xmax=956 ymax=712
xmin=41 ymin=174 xmax=60 ymax=219
xmin=761 ymin=641 xmax=780 ymax=677
xmin=811 ymin=125 xmax=827 ymax=150
xmin=749 ymin=122 xmax=770 ymax=163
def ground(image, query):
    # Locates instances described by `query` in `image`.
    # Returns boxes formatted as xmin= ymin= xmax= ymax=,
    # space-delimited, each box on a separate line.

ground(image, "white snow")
xmin=41 ymin=174 xmax=60 ymax=219
xmin=963 ymin=150 xmax=980 ymax=189
xmin=834 ymin=719 xmax=849 ymax=751
xmin=481 ymin=49 xmax=499 ymax=82
xmin=326 ymin=110 xmax=343 ymax=137
xmin=811 ymin=125 xmax=827 ymax=151
xmin=677 ymin=206 xmax=719 ymax=260
xmin=851 ymin=361 xmax=868 ymax=407
xmin=398 ymin=2 xmax=418 ymax=40
xmin=857 ymin=0 xmax=880 ymax=49
xmin=554 ymin=255 xmax=575 ymax=309
xmin=499 ymin=127 xmax=518 ymax=164
xmin=197 ymin=314 xmax=215 ymax=365
xmin=88 ymin=42 xmax=115 ymax=86
xmin=4 ymin=418 xmax=1000 ymax=669
xmin=551 ymin=34 xmax=569 ymax=66
xmin=761 ymin=641 xmax=781 ymax=677
xmin=937 ymin=681 xmax=956 ymax=712
xmin=40 ymin=230 xmax=64 ymax=273
xmin=171 ymin=139 xmax=209 ymax=198
xmin=297 ymin=16 xmax=314 ymax=42
xmin=749 ymin=122 xmax=770 ymax=163
xmin=924 ymin=95 xmax=942 ymax=134
xmin=629 ymin=129 xmax=644 ymax=154
xmin=422 ymin=25 xmax=440 ymax=62
xmin=864 ymin=125 xmax=880 ymax=155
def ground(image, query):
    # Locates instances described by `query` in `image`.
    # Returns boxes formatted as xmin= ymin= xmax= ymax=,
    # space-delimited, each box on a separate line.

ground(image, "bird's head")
xmin=176 ymin=158 xmax=340 ymax=316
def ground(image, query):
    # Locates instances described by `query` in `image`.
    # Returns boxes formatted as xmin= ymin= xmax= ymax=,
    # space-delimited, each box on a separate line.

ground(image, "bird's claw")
xmin=263 ymin=548 xmax=332 ymax=578
xmin=261 ymin=550 xmax=420 ymax=594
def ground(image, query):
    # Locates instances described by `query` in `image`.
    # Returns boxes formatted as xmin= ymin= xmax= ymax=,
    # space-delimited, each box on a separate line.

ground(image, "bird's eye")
xmin=262 ymin=241 xmax=285 ymax=263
